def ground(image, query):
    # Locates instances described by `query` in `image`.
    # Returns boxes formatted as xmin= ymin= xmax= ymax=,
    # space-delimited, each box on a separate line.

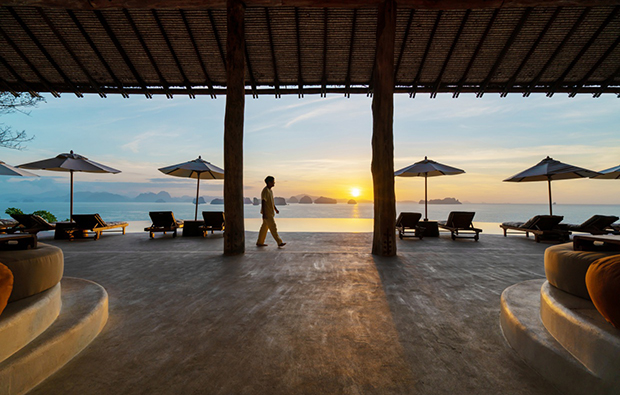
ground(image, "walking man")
xmin=256 ymin=176 xmax=286 ymax=247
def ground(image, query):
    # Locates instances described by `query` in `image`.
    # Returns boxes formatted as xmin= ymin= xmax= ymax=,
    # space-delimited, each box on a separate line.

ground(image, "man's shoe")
xmin=278 ymin=242 xmax=286 ymax=247
xmin=256 ymin=243 xmax=268 ymax=247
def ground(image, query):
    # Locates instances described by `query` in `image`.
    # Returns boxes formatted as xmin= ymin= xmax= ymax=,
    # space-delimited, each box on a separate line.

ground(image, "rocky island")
xmin=347 ymin=199 xmax=357 ymax=205
xmin=420 ymin=197 xmax=461 ymax=205
xmin=299 ymin=196 xmax=313 ymax=204
xmin=315 ymin=196 xmax=337 ymax=204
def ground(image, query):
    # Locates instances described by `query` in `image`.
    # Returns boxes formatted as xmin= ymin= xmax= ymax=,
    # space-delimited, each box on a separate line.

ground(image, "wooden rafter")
xmin=66 ymin=10 xmax=129 ymax=98
xmin=453 ymin=8 xmax=499 ymax=98
xmin=320 ymin=7 xmax=327 ymax=97
xmin=208 ymin=9 xmax=227 ymax=70
xmin=244 ymin=44 xmax=258 ymax=98
xmin=344 ymin=8 xmax=357 ymax=98
xmin=7 ymin=7 xmax=81 ymax=96
xmin=0 ymin=53 xmax=40 ymax=96
xmin=409 ymin=10 xmax=442 ymax=98
xmin=295 ymin=7 xmax=303 ymax=97
xmin=593 ymin=63 xmax=620 ymax=97
xmin=501 ymin=8 xmax=561 ymax=97
xmin=525 ymin=7 xmax=590 ymax=97
xmin=152 ymin=10 xmax=195 ymax=98
xmin=548 ymin=7 xmax=619 ymax=97
xmin=123 ymin=9 xmax=172 ymax=98
xmin=476 ymin=8 xmax=531 ymax=97
xmin=37 ymin=8 xmax=106 ymax=97
xmin=0 ymin=24 xmax=59 ymax=97
xmin=181 ymin=10 xmax=216 ymax=98
xmin=265 ymin=7 xmax=281 ymax=98
xmin=3 ymin=0 xmax=619 ymax=11
xmin=394 ymin=9 xmax=414 ymax=84
xmin=95 ymin=10 xmax=152 ymax=98
xmin=431 ymin=9 xmax=470 ymax=98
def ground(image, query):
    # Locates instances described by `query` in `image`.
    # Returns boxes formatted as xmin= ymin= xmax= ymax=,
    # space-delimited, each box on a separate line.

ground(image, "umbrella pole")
xmin=70 ymin=170 xmax=74 ymax=222
xmin=195 ymin=176 xmax=201 ymax=221
xmin=424 ymin=174 xmax=428 ymax=221
xmin=548 ymin=178 xmax=553 ymax=216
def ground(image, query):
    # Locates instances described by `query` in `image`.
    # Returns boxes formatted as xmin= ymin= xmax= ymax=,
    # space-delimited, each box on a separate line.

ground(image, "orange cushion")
xmin=0 ymin=262 xmax=14 ymax=316
xmin=586 ymin=255 xmax=620 ymax=329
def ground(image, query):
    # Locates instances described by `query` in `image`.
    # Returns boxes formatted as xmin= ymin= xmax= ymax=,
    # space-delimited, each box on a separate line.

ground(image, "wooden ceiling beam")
xmin=394 ymin=9 xmax=413 ymax=84
xmin=320 ymin=7 xmax=327 ymax=97
xmin=181 ymin=10 xmax=216 ymax=98
xmin=37 ymin=8 xmax=106 ymax=97
xmin=524 ymin=7 xmax=590 ymax=97
xmin=66 ymin=9 xmax=129 ymax=97
xmin=501 ymin=7 xmax=560 ymax=97
xmin=295 ymin=7 xmax=303 ymax=98
xmin=123 ymin=9 xmax=173 ymax=98
xmin=7 ymin=7 xmax=82 ymax=97
xmin=2 ymin=0 xmax=620 ymax=11
xmin=477 ymin=7 xmax=531 ymax=98
xmin=152 ymin=9 xmax=195 ymax=98
xmin=344 ymin=8 xmax=357 ymax=98
xmin=244 ymin=44 xmax=258 ymax=98
xmin=0 ymin=23 xmax=60 ymax=96
xmin=207 ymin=10 xmax=227 ymax=70
xmin=0 ymin=54 xmax=40 ymax=96
xmin=431 ymin=9 xmax=469 ymax=98
xmin=409 ymin=9 xmax=441 ymax=98
xmin=95 ymin=10 xmax=152 ymax=98
xmin=593 ymin=63 xmax=620 ymax=98
xmin=265 ymin=7 xmax=281 ymax=98
xmin=548 ymin=6 xmax=619 ymax=97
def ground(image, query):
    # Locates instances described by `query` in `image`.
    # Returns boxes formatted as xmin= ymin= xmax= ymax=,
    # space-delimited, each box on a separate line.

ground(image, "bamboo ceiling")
xmin=0 ymin=1 xmax=619 ymax=98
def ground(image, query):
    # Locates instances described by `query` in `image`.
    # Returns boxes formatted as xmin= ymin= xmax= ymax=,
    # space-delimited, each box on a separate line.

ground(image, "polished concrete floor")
xmin=30 ymin=231 xmax=560 ymax=394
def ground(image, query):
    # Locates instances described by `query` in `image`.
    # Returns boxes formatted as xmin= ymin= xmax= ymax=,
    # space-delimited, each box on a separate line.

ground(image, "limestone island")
xmin=253 ymin=197 xmax=260 ymax=205
xmin=193 ymin=197 xmax=206 ymax=204
xmin=348 ymin=199 xmax=357 ymax=205
xmin=288 ymin=196 xmax=299 ymax=203
xmin=315 ymin=196 xmax=337 ymax=204
xmin=210 ymin=198 xmax=224 ymax=204
xmin=274 ymin=197 xmax=287 ymax=205
xmin=244 ymin=197 xmax=252 ymax=204
xmin=299 ymin=195 xmax=313 ymax=204
xmin=420 ymin=197 xmax=461 ymax=205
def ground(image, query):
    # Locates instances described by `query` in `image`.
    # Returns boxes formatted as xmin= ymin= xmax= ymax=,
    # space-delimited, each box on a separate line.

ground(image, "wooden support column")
xmin=224 ymin=0 xmax=245 ymax=255
xmin=371 ymin=0 xmax=397 ymax=257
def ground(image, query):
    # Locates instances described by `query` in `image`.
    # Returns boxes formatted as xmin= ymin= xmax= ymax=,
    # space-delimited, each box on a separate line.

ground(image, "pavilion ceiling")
xmin=0 ymin=2 xmax=619 ymax=98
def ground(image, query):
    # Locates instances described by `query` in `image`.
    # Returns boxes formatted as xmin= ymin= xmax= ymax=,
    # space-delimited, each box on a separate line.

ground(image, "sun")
xmin=350 ymin=188 xmax=361 ymax=198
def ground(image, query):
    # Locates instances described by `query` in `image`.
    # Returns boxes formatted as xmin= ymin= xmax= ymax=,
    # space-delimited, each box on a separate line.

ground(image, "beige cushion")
xmin=0 ymin=263 xmax=13 ymax=315
xmin=0 ymin=243 xmax=63 ymax=303
xmin=544 ymin=243 xmax=619 ymax=300
xmin=586 ymin=255 xmax=620 ymax=328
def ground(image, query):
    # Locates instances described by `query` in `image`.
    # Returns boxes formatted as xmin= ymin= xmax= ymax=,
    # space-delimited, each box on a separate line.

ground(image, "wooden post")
xmin=371 ymin=0 xmax=397 ymax=256
xmin=224 ymin=0 xmax=245 ymax=255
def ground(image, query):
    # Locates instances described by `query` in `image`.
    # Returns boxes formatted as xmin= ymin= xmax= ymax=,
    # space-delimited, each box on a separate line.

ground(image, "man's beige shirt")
xmin=261 ymin=186 xmax=275 ymax=218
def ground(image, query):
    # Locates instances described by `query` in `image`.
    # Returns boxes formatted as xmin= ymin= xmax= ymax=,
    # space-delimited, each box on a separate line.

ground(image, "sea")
xmin=2 ymin=200 xmax=619 ymax=234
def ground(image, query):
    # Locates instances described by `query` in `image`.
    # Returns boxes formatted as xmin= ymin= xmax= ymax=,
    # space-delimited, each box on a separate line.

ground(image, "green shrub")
xmin=32 ymin=210 xmax=57 ymax=223
xmin=5 ymin=207 xmax=24 ymax=216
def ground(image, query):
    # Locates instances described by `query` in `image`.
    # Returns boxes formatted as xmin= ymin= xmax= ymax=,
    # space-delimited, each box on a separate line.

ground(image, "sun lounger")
xmin=6 ymin=214 xmax=55 ymax=235
xmin=500 ymin=215 xmax=569 ymax=243
xmin=395 ymin=212 xmax=424 ymax=239
xmin=560 ymin=215 xmax=619 ymax=235
xmin=72 ymin=214 xmax=128 ymax=240
xmin=145 ymin=211 xmax=184 ymax=239
xmin=438 ymin=211 xmax=482 ymax=241
xmin=200 ymin=211 xmax=225 ymax=235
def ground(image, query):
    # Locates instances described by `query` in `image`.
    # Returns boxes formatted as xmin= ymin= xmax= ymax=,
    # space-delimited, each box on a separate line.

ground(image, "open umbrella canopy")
xmin=158 ymin=156 xmax=224 ymax=220
xmin=591 ymin=164 xmax=620 ymax=180
xmin=158 ymin=156 xmax=224 ymax=180
xmin=18 ymin=151 xmax=121 ymax=174
xmin=18 ymin=150 xmax=121 ymax=220
xmin=395 ymin=156 xmax=465 ymax=221
xmin=0 ymin=160 xmax=39 ymax=177
xmin=503 ymin=156 xmax=600 ymax=215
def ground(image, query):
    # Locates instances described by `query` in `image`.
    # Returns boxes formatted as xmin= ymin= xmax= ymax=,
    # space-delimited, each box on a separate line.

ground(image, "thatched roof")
xmin=0 ymin=1 xmax=619 ymax=98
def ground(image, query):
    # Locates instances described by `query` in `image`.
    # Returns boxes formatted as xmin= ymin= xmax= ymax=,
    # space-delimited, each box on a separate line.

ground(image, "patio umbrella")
xmin=395 ymin=156 xmax=465 ymax=221
xmin=503 ymin=156 xmax=600 ymax=215
xmin=18 ymin=150 xmax=121 ymax=220
xmin=0 ymin=160 xmax=39 ymax=177
xmin=158 ymin=156 xmax=224 ymax=220
xmin=591 ymin=164 xmax=620 ymax=179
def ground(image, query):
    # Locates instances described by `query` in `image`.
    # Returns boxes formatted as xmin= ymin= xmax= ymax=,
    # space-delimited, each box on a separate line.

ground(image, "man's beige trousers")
xmin=257 ymin=216 xmax=283 ymax=245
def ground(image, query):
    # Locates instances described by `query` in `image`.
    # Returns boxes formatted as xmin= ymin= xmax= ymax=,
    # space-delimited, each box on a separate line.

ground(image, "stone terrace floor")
xmin=30 ymin=231 xmax=560 ymax=395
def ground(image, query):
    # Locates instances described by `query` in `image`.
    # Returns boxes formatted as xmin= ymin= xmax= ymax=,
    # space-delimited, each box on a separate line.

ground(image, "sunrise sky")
xmin=1 ymin=92 xmax=619 ymax=204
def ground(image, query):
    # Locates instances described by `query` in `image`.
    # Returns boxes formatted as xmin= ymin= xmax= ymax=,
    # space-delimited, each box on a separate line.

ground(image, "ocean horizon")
xmin=1 ymin=200 xmax=618 ymax=234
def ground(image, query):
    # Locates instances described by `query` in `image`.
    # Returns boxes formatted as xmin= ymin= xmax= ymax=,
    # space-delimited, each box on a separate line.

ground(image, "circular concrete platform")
xmin=0 ymin=277 xmax=108 ymax=395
